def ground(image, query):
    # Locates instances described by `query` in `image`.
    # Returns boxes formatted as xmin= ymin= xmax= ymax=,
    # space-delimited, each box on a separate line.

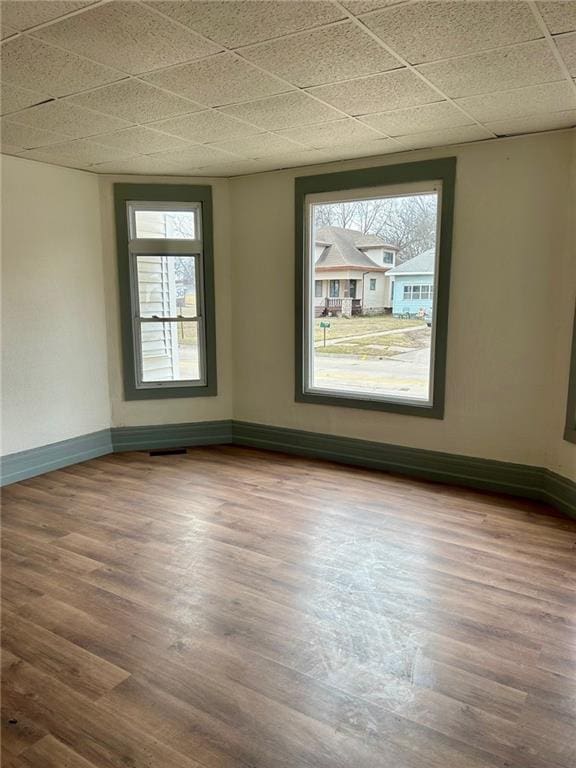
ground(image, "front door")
xmin=348 ymin=280 xmax=357 ymax=298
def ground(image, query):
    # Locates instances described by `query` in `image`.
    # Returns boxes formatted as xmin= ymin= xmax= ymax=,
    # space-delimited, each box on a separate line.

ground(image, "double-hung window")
xmin=114 ymin=184 xmax=217 ymax=400
xmin=295 ymin=158 xmax=456 ymax=418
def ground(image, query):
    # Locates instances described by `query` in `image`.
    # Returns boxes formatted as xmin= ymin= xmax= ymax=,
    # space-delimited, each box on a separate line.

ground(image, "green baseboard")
xmin=0 ymin=429 xmax=113 ymax=486
xmin=2 ymin=419 xmax=574 ymax=520
xmin=111 ymin=420 xmax=233 ymax=452
xmin=232 ymin=421 xmax=576 ymax=520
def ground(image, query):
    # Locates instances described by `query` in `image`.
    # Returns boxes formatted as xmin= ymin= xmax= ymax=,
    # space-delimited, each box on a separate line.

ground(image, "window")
xmin=295 ymin=158 xmax=456 ymax=418
xmin=383 ymin=251 xmax=394 ymax=265
xmin=315 ymin=280 xmax=323 ymax=298
xmin=114 ymin=184 xmax=217 ymax=400
xmin=329 ymin=280 xmax=340 ymax=298
xmin=565 ymin=301 xmax=576 ymax=443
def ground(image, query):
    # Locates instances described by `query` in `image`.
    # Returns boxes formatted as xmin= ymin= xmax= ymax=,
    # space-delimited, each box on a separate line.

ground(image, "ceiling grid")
xmin=0 ymin=0 xmax=574 ymax=176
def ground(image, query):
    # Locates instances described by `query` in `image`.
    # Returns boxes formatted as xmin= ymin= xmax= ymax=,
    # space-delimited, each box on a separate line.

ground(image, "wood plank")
xmin=2 ymin=447 xmax=575 ymax=768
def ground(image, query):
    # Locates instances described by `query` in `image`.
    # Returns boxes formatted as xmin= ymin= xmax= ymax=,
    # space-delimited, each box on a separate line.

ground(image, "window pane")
xmin=310 ymin=191 xmax=438 ymax=403
xmin=136 ymin=255 xmax=197 ymax=318
xmin=140 ymin=321 xmax=200 ymax=383
xmin=134 ymin=209 xmax=196 ymax=239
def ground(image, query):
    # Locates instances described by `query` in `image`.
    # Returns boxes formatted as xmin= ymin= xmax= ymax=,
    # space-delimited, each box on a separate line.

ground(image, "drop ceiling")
xmin=1 ymin=0 xmax=575 ymax=177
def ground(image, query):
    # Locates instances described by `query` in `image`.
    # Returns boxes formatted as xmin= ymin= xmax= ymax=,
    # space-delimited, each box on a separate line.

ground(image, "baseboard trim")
xmin=2 ymin=419 xmax=574 ymax=520
xmin=232 ymin=421 xmax=576 ymax=520
xmin=111 ymin=419 xmax=233 ymax=453
xmin=0 ymin=429 xmax=113 ymax=486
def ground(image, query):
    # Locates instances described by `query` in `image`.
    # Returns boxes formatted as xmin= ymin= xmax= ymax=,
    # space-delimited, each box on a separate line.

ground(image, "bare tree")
xmin=314 ymin=194 xmax=437 ymax=262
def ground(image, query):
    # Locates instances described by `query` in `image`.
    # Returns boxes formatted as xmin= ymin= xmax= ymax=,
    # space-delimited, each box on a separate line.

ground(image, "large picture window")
xmin=295 ymin=158 xmax=456 ymax=418
xmin=114 ymin=184 xmax=217 ymax=400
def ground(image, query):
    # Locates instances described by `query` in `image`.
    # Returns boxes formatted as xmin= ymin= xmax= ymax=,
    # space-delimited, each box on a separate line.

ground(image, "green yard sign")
xmin=320 ymin=321 xmax=330 ymax=347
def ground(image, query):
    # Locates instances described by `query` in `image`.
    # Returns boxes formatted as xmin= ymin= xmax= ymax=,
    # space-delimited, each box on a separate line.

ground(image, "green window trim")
xmin=295 ymin=157 xmax=457 ymax=419
xmin=114 ymin=183 xmax=217 ymax=400
xmin=565 ymin=301 xmax=576 ymax=444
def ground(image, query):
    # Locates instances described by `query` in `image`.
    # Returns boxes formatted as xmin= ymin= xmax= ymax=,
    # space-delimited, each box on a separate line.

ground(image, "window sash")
xmin=128 ymin=236 xmax=207 ymax=389
xmin=302 ymin=178 xmax=443 ymax=409
xmin=128 ymin=200 xmax=201 ymax=242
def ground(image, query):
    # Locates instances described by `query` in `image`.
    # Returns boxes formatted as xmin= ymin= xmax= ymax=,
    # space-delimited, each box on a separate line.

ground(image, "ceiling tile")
xmin=144 ymin=0 xmax=344 ymax=48
xmin=537 ymin=2 xmax=576 ymax=34
xmin=65 ymin=80 xmax=202 ymax=124
xmin=486 ymin=110 xmax=576 ymax=136
xmin=21 ymin=139 xmax=135 ymax=168
xmin=312 ymin=138 xmax=398 ymax=161
xmin=210 ymin=132 xmax=304 ymax=158
xmin=0 ymin=82 xmax=52 ymax=115
xmin=360 ymin=101 xmax=472 ymax=135
xmin=342 ymin=1 xmax=408 ymax=14
xmin=143 ymin=53 xmax=290 ymax=107
xmin=308 ymin=68 xmax=440 ymax=116
xmin=0 ymin=35 xmax=123 ymax=97
xmin=277 ymin=118 xmax=381 ymax=148
xmin=1 ymin=143 xmax=24 ymax=155
xmin=89 ymin=155 xmax=184 ymax=175
xmin=219 ymin=91 xmax=343 ymax=131
xmin=240 ymin=21 xmax=400 ymax=87
xmin=33 ymin=2 xmax=222 ymax=75
xmin=556 ymin=32 xmax=576 ymax=75
xmin=455 ymin=81 xmax=576 ymax=122
xmin=149 ymin=144 xmax=239 ymax=167
xmin=417 ymin=40 xmax=563 ymax=97
xmin=1 ymin=119 xmax=69 ymax=148
xmin=152 ymin=110 xmax=260 ymax=143
xmin=10 ymin=101 xmax=132 ymax=139
xmin=1 ymin=24 xmax=18 ymax=40
xmin=92 ymin=126 xmax=192 ymax=154
xmin=396 ymin=124 xmax=493 ymax=149
xmin=0 ymin=1 xmax=95 ymax=31
xmin=190 ymin=160 xmax=265 ymax=176
xmin=363 ymin=1 xmax=542 ymax=65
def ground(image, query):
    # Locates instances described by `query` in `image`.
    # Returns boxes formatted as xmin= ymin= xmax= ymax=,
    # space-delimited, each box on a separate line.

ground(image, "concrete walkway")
xmin=314 ymin=323 xmax=425 ymax=347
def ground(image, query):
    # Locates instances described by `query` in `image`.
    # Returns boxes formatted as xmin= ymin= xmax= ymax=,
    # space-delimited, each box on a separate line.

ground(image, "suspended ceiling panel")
xmin=0 ymin=0 xmax=575 ymax=177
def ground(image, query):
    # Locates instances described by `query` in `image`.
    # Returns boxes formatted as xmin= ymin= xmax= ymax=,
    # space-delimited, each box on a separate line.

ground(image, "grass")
xmin=314 ymin=314 xmax=425 ymax=344
xmin=317 ymin=327 xmax=430 ymax=357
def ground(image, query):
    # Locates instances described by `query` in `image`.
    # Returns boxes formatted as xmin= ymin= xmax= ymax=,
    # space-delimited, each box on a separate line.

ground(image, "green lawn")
xmin=314 ymin=314 xmax=425 ymax=344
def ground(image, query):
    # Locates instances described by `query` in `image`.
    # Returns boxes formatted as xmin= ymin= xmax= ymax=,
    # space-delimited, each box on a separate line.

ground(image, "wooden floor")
xmin=1 ymin=447 xmax=575 ymax=768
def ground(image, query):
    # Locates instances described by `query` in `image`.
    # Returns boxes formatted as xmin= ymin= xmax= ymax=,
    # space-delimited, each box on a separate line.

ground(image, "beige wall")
xmin=1 ymin=156 xmax=111 ymax=454
xmin=98 ymin=174 xmax=233 ymax=427
xmin=2 ymin=132 xmax=574 ymax=484
xmin=230 ymin=131 xmax=576 ymax=480
xmin=547 ymin=129 xmax=576 ymax=482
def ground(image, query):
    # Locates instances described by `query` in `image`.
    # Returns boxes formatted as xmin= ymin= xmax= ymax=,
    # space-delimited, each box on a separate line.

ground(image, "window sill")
xmin=295 ymin=389 xmax=444 ymax=418
xmin=124 ymin=382 xmax=217 ymax=400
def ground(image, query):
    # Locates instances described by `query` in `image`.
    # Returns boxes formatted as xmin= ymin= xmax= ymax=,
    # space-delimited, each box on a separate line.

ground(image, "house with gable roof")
xmin=313 ymin=226 xmax=399 ymax=317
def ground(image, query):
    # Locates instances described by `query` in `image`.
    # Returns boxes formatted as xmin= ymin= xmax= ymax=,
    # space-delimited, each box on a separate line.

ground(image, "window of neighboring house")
xmin=315 ymin=280 xmax=323 ymax=297
xmin=114 ymin=184 xmax=217 ymax=400
xmin=565 ymin=300 xmax=576 ymax=443
xmin=295 ymin=157 xmax=456 ymax=418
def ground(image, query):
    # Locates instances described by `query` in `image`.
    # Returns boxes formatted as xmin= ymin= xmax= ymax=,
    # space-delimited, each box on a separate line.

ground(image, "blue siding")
xmin=392 ymin=274 xmax=434 ymax=317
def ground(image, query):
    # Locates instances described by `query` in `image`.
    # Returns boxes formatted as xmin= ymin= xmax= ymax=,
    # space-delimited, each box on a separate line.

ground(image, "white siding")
xmin=137 ymin=256 xmax=179 ymax=382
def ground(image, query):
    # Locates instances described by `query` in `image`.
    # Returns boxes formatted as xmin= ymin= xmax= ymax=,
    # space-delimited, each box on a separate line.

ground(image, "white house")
xmin=313 ymin=227 xmax=398 ymax=317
